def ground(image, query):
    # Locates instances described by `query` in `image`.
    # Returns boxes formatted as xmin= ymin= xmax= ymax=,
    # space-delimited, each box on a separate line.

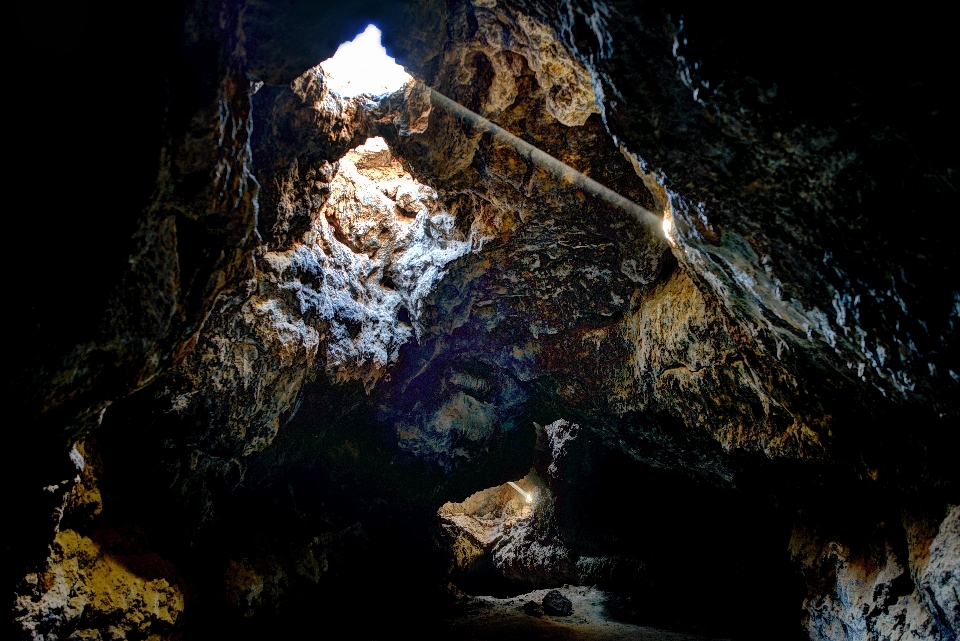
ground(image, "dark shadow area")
xmin=556 ymin=445 xmax=807 ymax=640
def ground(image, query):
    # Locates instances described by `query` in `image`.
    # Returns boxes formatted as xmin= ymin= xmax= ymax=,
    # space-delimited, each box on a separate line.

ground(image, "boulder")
xmin=542 ymin=589 xmax=573 ymax=616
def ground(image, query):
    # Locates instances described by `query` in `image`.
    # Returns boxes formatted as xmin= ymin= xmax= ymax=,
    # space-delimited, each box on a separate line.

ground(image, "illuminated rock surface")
xmin=7 ymin=1 xmax=957 ymax=640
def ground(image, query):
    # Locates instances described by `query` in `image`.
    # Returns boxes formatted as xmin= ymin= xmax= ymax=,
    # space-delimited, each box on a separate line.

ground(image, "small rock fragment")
xmin=542 ymin=589 xmax=572 ymax=616
xmin=352 ymin=138 xmax=393 ymax=169
xmin=396 ymin=185 xmax=425 ymax=215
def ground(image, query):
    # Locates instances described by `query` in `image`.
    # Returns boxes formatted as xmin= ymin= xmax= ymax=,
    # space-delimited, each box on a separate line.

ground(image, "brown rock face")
xmin=15 ymin=529 xmax=184 ymax=641
xmin=8 ymin=1 xmax=957 ymax=640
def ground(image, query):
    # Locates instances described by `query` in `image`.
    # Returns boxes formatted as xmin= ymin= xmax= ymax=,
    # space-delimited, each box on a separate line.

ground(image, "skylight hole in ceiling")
xmin=319 ymin=25 xmax=412 ymax=97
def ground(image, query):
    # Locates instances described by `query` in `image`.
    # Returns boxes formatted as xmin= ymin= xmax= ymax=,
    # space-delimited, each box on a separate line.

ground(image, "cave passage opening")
xmin=437 ymin=472 xmax=548 ymax=598
xmin=319 ymin=24 xmax=412 ymax=97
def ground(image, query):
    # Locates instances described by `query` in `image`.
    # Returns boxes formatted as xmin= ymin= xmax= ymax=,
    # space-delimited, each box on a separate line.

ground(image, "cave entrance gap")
xmin=319 ymin=24 xmax=411 ymax=97
xmin=438 ymin=472 xmax=547 ymax=598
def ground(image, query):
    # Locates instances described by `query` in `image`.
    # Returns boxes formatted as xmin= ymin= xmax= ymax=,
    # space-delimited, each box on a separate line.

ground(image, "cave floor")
xmin=442 ymin=587 xmax=727 ymax=641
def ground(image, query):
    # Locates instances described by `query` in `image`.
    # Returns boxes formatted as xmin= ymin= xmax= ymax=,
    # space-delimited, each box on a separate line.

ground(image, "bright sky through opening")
xmin=320 ymin=25 xmax=412 ymax=97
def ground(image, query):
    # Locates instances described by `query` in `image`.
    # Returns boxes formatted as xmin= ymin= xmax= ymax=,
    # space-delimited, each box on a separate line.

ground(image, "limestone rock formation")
xmin=791 ymin=505 xmax=960 ymax=641
xmin=15 ymin=529 xmax=184 ymax=641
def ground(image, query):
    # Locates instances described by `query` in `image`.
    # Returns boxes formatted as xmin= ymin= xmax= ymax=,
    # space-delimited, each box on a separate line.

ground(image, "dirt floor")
xmin=442 ymin=586 xmax=729 ymax=641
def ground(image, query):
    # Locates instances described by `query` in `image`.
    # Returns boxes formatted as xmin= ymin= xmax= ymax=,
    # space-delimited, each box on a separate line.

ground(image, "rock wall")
xmin=14 ymin=441 xmax=184 ymax=640
xmin=15 ymin=530 xmax=184 ymax=641
xmin=791 ymin=505 xmax=959 ymax=641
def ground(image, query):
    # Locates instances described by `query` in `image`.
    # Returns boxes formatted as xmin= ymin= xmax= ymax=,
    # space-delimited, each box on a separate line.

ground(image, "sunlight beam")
xmin=507 ymin=481 xmax=533 ymax=503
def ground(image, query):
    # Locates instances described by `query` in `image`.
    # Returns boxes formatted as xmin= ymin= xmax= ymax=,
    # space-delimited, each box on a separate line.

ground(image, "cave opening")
xmin=319 ymin=24 xmax=412 ymax=97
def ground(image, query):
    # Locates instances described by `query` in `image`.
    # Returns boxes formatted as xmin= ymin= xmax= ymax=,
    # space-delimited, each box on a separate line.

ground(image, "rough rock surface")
xmin=14 ymin=530 xmax=184 ymax=641
xmin=148 ymin=121 xmax=474 ymax=528
xmin=791 ymin=504 xmax=960 ymax=641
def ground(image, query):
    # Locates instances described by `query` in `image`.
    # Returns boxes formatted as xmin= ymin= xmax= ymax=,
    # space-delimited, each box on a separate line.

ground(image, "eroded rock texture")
xmin=8 ymin=0 xmax=957 ymax=640
xmin=438 ymin=420 xmax=585 ymax=592
xmin=15 ymin=530 xmax=184 ymax=641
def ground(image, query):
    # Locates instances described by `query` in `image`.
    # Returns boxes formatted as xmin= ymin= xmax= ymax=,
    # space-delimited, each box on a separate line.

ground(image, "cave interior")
xmin=6 ymin=1 xmax=958 ymax=640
